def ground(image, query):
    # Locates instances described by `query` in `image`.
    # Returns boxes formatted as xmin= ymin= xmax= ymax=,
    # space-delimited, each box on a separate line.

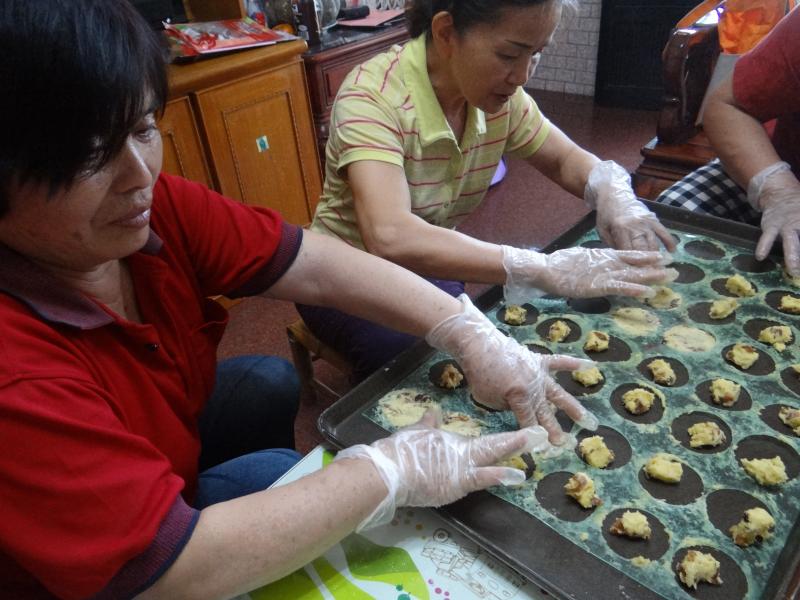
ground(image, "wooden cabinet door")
xmin=195 ymin=61 xmax=323 ymax=225
xmin=159 ymin=97 xmax=213 ymax=187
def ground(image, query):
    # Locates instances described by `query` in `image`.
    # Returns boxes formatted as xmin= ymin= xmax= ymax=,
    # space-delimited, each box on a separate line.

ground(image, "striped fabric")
xmin=309 ymin=35 xmax=552 ymax=250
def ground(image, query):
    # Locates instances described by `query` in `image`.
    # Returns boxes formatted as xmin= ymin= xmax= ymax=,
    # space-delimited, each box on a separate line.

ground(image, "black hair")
xmin=406 ymin=0 xmax=578 ymax=38
xmin=0 ymin=0 xmax=168 ymax=216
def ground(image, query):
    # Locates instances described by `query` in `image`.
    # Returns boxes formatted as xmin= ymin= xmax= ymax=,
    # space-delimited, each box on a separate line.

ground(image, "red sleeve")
xmin=151 ymin=173 xmax=303 ymax=299
xmin=732 ymin=8 xmax=800 ymax=122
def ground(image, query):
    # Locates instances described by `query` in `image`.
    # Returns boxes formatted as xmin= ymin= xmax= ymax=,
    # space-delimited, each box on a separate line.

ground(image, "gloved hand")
xmin=749 ymin=162 xmax=800 ymax=276
xmin=425 ymin=294 xmax=599 ymax=445
xmin=501 ymin=245 xmax=675 ymax=304
xmin=335 ymin=409 xmax=551 ymax=530
xmin=585 ymin=161 xmax=677 ymax=252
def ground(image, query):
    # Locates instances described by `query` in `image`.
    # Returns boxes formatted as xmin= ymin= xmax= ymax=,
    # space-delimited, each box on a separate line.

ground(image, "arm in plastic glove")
xmin=427 ymin=294 xmax=599 ymax=447
xmin=336 ymin=409 xmax=552 ymax=531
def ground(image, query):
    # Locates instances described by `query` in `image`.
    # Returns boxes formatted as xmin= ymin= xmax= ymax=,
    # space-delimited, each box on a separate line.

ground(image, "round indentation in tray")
xmin=761 ymin=403 xmax=800 ymax=438
xmin=428 ymin=360 xmax=466 ymax=390
xmin=710 ymin=277 xmax=758 ymax=298
xmin=671 ymin=411 xmax=732 ymax=454
xmin=567 ymin=297 xmax=611 ymax=314
xmin=580 ymin=239 xmax=607 ymax=249
xmin=743 ymin=317 xmax=794 ymax=349
xmin=706 ymin=488 xmax=771 ymax=541
xmin=766 ymin=290 xmax=800 ymax=315
xmin=555 ymin=368 xmax=606 ymax=397
xmin=581 ymin=333 xmax=631 ymax=362
xmin=636 ymin=355 xmax=689 ymax=387
xmin=525 ymin=343 xmax=552 ymax=356
xmin=470 ymin=394 xmax=502 ymax=413
xmin=721 ymin=343 xmax=775 ymax=375
xmin=536 ymin=318 xmax=581 ymax=344
xmin=639 ymin=460 xmax=703 ymax=504
xmin=687 ymin=301 xmax=736 ymax=325
xmin=735 ymin=434 xmax=800 ymax=485
xmin=494 ymin=303 xmax=538 ymax=327
xmin=601 ymin=508 xmax=669 ymax=560
xmin=695 ymin=378 xmax=752 ymax=411
xmin=780 ymin=365 xmax=800 ymax=397
xmin=536 ymin=471 xmax=597 ymax=522
xmin=685 ymin=240 xmax=726 ymax=260
xmin=610 ymin=383 xmax=664 ymax=424
xmin=671 ymin=546 xmax=747 ymax=600
xmin=672 ymin=262 xmax=705 ymax=284
xmin=732 ymin=253 xmax=777 ymax=273
xmin=575 ymin=426 xmax=631 ymax=470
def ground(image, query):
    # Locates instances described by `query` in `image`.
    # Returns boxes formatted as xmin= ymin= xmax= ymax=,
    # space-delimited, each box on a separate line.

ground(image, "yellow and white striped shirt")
xmin=310 ymin=34 xmax=552 ymax=250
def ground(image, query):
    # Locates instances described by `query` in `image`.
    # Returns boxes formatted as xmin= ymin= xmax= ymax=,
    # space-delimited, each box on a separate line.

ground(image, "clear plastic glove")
xmin=750 ymin=162 xmax=800 ymax=276
xmin=502 ymin=245 xmax=675 ymax=304
xmin=335 ymin=409 xmax=551 ymax=530
xmin=425 ymin=294 xmax=598 ymax=445
xmin=585 ymin=161 xmax=677 ymax=252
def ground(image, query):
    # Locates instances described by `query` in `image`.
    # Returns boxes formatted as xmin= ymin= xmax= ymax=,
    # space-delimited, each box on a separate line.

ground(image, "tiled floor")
xmin=216 ymin=90 xmax=659 ymax=454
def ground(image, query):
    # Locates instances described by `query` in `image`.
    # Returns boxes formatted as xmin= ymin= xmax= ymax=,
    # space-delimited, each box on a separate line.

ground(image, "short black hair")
xmin=406 ymin=0 xmax=577 ymax=39
xmin=0 ymin=0 xmax=168 ymax=216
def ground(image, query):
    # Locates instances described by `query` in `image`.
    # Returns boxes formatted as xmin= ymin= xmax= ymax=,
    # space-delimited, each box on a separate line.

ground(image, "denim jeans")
xmin=194 ymin=355 xmax=302 ymax=509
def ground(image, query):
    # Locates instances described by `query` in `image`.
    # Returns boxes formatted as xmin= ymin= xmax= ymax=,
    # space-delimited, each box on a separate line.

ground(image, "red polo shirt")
xmin=733 ymin=7 xmax=800 ymax=176
xmin=0 ymin=174 xmax=303 ymax=599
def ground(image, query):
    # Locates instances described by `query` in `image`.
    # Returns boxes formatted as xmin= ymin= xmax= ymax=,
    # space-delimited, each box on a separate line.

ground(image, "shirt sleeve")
xmin=151 ymin=174 xmax=303 ymax=299
xmin=732 ymin=8 xmax=800 ymax=123
xmin=503 ymin=87 xmax=552 ymax=159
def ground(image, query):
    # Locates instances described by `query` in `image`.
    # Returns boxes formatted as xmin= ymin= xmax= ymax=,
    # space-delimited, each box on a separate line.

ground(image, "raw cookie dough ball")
xmin=644 ymin=453 xmax=683 ymax=483
xmin=438 ymin=363 xmax=464 ymax=389
xmin=441 ymin=412 xmax=483 ymax=437
xmin=758 ymin=325 xmax=792 ymax=351
xmin=572 ymin=367 xmax=604 ymax=387
xmin=677 ymin=550 xmax=722 ymax=589
xmin=548 ymin=320 xmax=571 ymax=342
xmin=609 ymin=510 xmax=651 ymax=539
xmin=741 ymin=456 xmax=788 ymax=486
xmin=710 ymin=378 xmax=741 ymax=407
xmin=623 ymin=387 xmax=655 ymax=415
xmin=725 ymin=274 xmax=756 ymax=297
xmin=647 ymin=358 xmax=676 ymax=385
xmin=729 ymin=507 xmax=775 ymax=547
xmin=379 ymin=389 xmax=435 ymax=427
xmin=779 ymin=295 xmax=800 ymax=314
xmin=779 ymin=406 xmax=800 ymax=435
xmin=584 ymin=330 xmax=610 ymax=352
xmin=688 ymin=422 xmax=726 ymax=448
xmin=504 ymin=304 xmax=527 ymax=325
xmin=579 ymin=435 xmax=615 ymax=468
xmin=726 ymin=343 xmax=759 ymax=369
xmin=646 ymin=286 xmax=682 ymax=309
xmin=564 ymin=472 xmax=601 ymax=509
xmin=709 ymin=297 xmax=738 ymax=319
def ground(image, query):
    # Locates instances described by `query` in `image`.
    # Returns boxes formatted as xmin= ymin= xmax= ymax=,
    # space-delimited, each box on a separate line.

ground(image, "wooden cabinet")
xmin=162 ymin=40 xmax=322 ymax=224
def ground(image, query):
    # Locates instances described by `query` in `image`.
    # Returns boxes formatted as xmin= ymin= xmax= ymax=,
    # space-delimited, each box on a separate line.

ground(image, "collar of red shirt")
xmin=0 ymin=231 xmax=163 ymax=330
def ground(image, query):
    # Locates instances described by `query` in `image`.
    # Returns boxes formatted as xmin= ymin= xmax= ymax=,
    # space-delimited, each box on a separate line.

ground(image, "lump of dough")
xmin=663 ymin=325 xmax=716 ymax=352
xmin=622 ymin=387 xmax=655 ymax=415
xmin=613 ymin=307 xmax=660 ymax=336
xmin=709 ymin=297 xmax=738 ymax=319
xmin=779 ymin=295 xmax=800 ymax=314
xmin=646 ymin=286 xmax=682 ymax=309
xmin=379 ymin=389 xmax=434 ymax=427
xmin=579 ymin=435 xmax=615 ymax=468
xmin=741 ymin=456 xmax=787 ymax=486
xmin=584 ymin=330 xmax=610 ymax=352
xmin=710 ymin=378 xmax=741 ymax=407
xmin=725 ymin=274 xmax=756 ymax=297
xmin=564 ymin=472 xmax=601 ymax=509
xmin=504 ymin=304 xmax=527 ymax=325
xmin=572 ymin=367 xmax=604 ymax=387
xmin=548 ymin=320 xmax=571 ymax=342
xmin=438 ymin=363 xmax=464 ymax=389
xmin=730 ymin=507 xmax=775 ymax=547
xmin=688 ymin=422 xmax=726 ymax=448
xmin=441 ymin=412 xmax=483 ymax=437
xmin=677 ymin=550 xmax=722 ymax=589
xmin=779 ymin=406 xmax=800 ymax=435
xmin=758 ymin=325 xmax=792 ymax=351
xmin=496 ymin=453 xmax=536 ymax=480
xmin=609 ymin=510 xmax=651 ymax=539
xmin=644 ymin=453 xmax=683 ymax=483
xmin=726 ymin=343 xmax=759 ymax=369
xmin=647 ymin=358 xmax=676 ymax=386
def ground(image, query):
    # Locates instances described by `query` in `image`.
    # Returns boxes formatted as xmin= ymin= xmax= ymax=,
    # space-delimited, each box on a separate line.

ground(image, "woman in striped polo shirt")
xmin=299 ymin=0 xmax=676 ymax=382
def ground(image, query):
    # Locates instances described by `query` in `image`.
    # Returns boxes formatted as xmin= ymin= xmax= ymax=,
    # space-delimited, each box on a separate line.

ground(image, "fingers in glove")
xmin=629 ymin=230 xmax=658 ymax=252
xmin=610 ymin=250 xmax=672 ymax=267
xmin=535 ymin=403 xmax=578 ymax=448
xmin=598 ymin=267 xmax=678 ymax=298
xmin=755 ymin=225 xmax=779 ymax=262
xmin=406 ymin=406 xmax=443 ymax=431
xmin=541 ymin=354 xmax=595 ymax=373
xmin=543 ymin=377 xmax=599 ymax=431
xmin=652 ymin=221 xmax=678 ymax=252
xmin=469 ymin=426 xmax=549 ymax=466
xmin=782 ymin=230 xmax=800 ymax=277
xmin=505 ymin=386 xmax=538 ymax=429
xmin=468 ymin=466 xmax=526 ymax=491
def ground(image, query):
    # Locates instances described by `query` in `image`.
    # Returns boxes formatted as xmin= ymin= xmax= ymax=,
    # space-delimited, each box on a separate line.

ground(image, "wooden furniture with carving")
xmin=633 ymin=1 xmax=721 ymax=200
xmin=303 ymin=23 xmax=410 ymax=162
xmin=160 ymin=39 xmax=323 ymax=225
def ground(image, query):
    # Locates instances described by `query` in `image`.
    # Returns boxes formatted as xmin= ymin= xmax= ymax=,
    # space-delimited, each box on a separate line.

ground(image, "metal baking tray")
xmin=318 ymin=202 xmax=800 ymax=600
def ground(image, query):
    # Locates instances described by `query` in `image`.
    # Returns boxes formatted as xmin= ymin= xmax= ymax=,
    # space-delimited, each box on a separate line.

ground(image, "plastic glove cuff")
xmin=584 ymin=160 xmax=631 ymax=209
xmin=335 ymin=444 xmax=402 ymax=532
xmin=747 ymin=161 xmax=791 ymax=211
